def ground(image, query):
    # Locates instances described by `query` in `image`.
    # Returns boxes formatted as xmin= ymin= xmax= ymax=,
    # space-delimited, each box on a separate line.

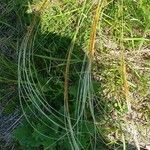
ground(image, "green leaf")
xmin=69 ymin=84 xmax=78 ymax=97
xmin=42 ymin=138 xmax=56 ymax=150
xmin=13 ymin=121 xmax=41 ymax=148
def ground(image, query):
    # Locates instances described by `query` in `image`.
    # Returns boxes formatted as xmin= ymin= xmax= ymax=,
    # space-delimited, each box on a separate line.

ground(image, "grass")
xmin=0 ymin=0 xmax=150 ymax=149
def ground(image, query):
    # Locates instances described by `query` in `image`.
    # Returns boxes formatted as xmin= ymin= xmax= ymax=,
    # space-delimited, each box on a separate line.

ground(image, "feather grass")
xmin=17 ymin=1 xmax=70 ymax=148
xmin=119 ymin=1 xmax=141 ymax=150
xmin=75 ymin=1 xmax=106 ymax=149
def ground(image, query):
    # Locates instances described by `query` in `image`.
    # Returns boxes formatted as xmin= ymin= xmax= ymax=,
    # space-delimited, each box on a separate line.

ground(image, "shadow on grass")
xmin=6 ymin=1 xmax=109 ymax=149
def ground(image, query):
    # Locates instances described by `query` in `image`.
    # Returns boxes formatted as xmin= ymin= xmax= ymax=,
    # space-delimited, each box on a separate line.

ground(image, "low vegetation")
xmin=0 ymin=0 xmax=150 ymax=149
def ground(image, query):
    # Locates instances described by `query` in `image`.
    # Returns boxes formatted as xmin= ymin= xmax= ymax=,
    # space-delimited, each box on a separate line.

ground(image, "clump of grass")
xmin=17 ymin=0 xmax=103 ymax=149
xmin=1 ymin=0 xmax=150 ymax=149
